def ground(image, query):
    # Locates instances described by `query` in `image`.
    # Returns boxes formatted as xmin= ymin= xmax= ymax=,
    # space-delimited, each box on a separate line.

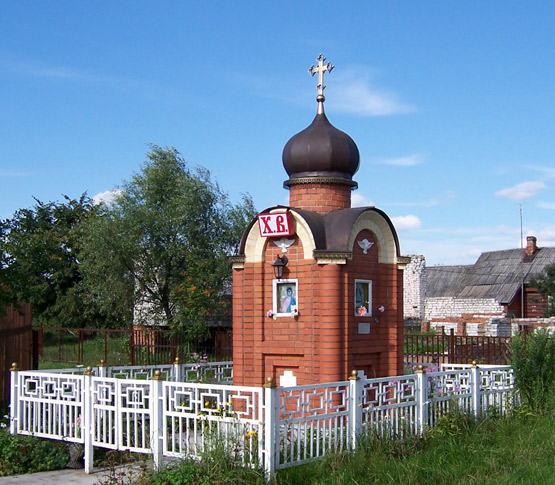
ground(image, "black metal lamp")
xmin=272 ymin=255 xmax=288 ymax=279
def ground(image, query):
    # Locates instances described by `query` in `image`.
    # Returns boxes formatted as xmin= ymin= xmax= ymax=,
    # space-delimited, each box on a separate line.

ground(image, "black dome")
xmin=282 ymin=112 xmax=360 ymax=187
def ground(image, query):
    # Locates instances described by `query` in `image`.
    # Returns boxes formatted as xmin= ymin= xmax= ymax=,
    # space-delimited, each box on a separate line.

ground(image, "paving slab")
xmin=0 ymin=464 xmax=139 ymax=485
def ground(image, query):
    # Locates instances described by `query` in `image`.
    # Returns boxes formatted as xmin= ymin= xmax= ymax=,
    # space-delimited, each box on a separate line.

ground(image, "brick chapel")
xmin=231 ymin=55 xmax=405 ymax=386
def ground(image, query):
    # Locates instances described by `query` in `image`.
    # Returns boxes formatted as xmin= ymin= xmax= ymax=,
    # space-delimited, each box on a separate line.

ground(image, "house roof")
xmin=427 ymin=246 xmax=555 ymax=304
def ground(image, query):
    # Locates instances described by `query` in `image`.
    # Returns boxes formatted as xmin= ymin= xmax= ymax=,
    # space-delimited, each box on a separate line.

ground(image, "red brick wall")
xmin=233 ymin=227 xmax=403 ymax=386
xmin=345 ymin=230 xmax=403 ymax=378
xmin=525 ymin=287 xmax=548 ymax=318
xmin=288 ymin=183 xmax=352 ymax=214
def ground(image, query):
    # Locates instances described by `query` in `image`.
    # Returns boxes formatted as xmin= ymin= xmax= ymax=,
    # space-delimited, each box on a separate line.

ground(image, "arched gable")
xmin=242 ymin=207 xmax=317 ymax=263
xmin=347 ymin=209 xmax=399 ymax=264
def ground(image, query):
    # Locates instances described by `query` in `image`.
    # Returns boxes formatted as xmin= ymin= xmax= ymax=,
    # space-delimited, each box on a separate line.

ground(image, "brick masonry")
xmin=233 ymin=216 xmax=404 ymax=386
xmin=403 ymin=255 xmax=426 ymax=320
xmin=288 ymin=183 xmax=352 ymax=214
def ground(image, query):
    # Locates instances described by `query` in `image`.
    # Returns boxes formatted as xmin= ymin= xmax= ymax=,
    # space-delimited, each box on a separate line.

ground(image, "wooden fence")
xmin=0 ymin=303 xmax=33 ymax=403
xmin=404 ymin=329 xmax=512 ymax=367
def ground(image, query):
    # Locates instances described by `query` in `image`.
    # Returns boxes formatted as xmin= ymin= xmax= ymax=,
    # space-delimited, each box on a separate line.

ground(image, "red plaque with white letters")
xmin=257 ymin=212 xmax=294 ymax=237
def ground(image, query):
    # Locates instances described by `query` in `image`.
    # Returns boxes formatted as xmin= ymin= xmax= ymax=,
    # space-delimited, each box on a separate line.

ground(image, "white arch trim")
xmin=243 ymin=209 xmax=316 ymax=263
xmin=348 ymin=210 xmax=398 ymax=264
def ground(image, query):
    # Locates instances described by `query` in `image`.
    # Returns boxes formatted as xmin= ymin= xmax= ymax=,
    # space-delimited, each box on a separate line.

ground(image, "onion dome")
xmin=282 ymin=111 xmax=360 ymax=188
xmin=282 ymin=54 xmax=359 ymax=189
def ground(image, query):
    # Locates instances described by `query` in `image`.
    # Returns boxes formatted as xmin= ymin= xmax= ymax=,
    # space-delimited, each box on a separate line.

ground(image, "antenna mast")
xmin=520 ymin=204 xmax=523 ymax=249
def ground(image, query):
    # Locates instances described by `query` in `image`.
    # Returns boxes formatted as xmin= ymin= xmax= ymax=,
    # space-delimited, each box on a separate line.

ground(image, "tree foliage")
xmin=530 ymin=263 xmax=555 ymax=317
xmin=79 ymin=145 xmax=255 ymax=335
xmin=0 ymin=194 xmax=101 ymax=325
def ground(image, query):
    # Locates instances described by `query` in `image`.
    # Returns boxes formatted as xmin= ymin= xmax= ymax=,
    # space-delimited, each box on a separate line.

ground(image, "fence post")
xmin=38 ymin=322 xmax=44 ymax=357
xmin=348 ymin=370 xmax=363 ymax=451
xmin=470 ymin=361 xmax=481 ymax=419
xmin=449 ymin=328 xmax=455 ymax=363
xmin=9 ymin=362 xmax=18 ymax=435
xmin=416 ymin=366 xmax=428 ymax=434
xmin=150 ymin=370 xmax=164 ymax=470
xmin=129 ymin=328 xmax=135 ymax=366
xmin=83 ymin=366 xmax=94 ymax=474
xmin=98 ymin=359 xmax=107 ymax=378
xmin=173 ymin=357 xmax=181 ymax=382
xmin=263 ymin=377 xmax=278 ymax=480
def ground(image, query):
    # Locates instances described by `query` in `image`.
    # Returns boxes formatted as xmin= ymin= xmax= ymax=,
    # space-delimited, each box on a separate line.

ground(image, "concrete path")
xmin=0 ymin=469 xmax=102 ymax=485
xmin=0 ymin=465 xmax=139 ymax=485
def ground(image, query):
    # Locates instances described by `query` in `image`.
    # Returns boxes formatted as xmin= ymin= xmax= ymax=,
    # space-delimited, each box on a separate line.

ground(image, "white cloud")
xmin=391 ymin=215 xmax=422 ymax=231
xmin=538 ymin=226 xmax=555 ymax=247
xmin=1 ymin=57 xmax=177 ymax=104
xmin=379 ymin=154 xmax=423 ymax=167
xmin=495 ymin=181 xmax=547 ymax=201
xmin=537 ymin=201 xmax=555 ymax=209
xmin=2 ymin=58 xmax=101 ymax=84
xmin=93 ymin=189 xmax=122 ymax=207
xmin=401 ymin=238 xmax=481 ymax=265
xmin=351 ymin=192 xmax=375 ymax=208
xmin=328 ymin=70 xmax=415 ymax=117
xmin=524 ymin=164 xmax=555 ymax=179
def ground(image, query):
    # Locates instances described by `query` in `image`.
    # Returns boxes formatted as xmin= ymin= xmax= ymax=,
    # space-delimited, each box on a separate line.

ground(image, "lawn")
xmin=276 ymin=410 xmax=555 ymax=484
xmin=39 ymin=328 xmax=130 ymax=369
xmin=135 ymin=409 xmax=554 ymax=485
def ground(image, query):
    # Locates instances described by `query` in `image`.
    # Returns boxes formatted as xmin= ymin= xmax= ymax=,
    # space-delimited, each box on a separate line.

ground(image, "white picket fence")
xmin=9 ymin=362 xmax=515 ymax=478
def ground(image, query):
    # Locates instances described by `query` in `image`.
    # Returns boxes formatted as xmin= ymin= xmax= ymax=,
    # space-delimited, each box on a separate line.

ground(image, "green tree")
xmin=0 ymin=194 xmax=101 ymax=325
xmin=80 ymin=145 xmax=255 ymax=336
xmin=530 ymin=263 xmax=555 ymax=317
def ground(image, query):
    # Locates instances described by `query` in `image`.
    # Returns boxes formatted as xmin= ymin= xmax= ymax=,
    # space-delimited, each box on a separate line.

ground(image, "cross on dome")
xmin=309 ymin=54 xmax=334 ymax=114
xmin=309 ymin=53 xmax=334 ymax=98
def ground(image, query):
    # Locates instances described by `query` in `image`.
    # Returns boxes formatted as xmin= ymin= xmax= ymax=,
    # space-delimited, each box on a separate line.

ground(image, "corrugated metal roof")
xmin=427 ymin=247 xmax=555 ymax=303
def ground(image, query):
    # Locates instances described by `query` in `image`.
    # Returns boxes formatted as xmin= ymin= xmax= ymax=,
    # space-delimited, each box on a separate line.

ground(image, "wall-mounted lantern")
xmin=272 ymin=255 xmax=288 ymax=280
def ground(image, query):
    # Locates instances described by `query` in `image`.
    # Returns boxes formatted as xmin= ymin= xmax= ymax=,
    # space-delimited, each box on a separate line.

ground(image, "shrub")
xmin=0 ymin=428 xmax=69 ymax=476
xmin=511 ymin=329 xmax=555 ymax=412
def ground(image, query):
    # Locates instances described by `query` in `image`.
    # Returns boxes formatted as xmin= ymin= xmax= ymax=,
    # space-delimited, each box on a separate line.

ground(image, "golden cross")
xmin=309 ymin=53 xmax=334 ymax=98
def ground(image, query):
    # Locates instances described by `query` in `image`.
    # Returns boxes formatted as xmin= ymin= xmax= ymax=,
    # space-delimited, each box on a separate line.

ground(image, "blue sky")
xmin=1 ymin=1 xmax=554 ymax=265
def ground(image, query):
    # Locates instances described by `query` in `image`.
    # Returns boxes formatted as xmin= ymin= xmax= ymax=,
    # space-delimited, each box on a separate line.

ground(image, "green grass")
xmin=39 ymin=330 xmax=130 ymax=369
xmin=404 ymin=330 xmax=447 ymax=355
xmin=38 ymin=329 xmax=230 ymax=370
xmin=140 ymin=410 xmax=555 ymax=485
xmin=275 ymin=410 xmax=555 ymax=485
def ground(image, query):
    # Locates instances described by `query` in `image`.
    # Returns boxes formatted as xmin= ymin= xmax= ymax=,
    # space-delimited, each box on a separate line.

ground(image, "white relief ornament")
xmin=357 ymin=238 xmax=374 ymax=254
xmin=273 ymin=237 xmax=295 ymax=253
